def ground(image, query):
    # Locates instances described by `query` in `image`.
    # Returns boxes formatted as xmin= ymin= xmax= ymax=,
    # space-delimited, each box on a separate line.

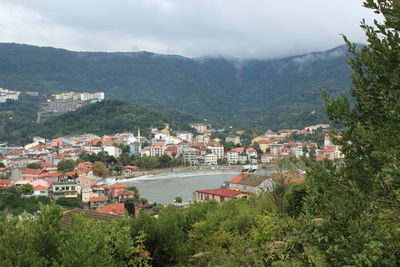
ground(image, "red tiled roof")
xmin=118 ymin=189 xmax=135 ymax=195
xmin=196 ymin=188 xmax=248 ymax=198
xmin=33 ymin=185 xmax=48 ymax=191
xmin=22 ymin=169 xmax=45 ymax=175
xmin=111 ymin=182 xmax=127 ymax=189
xmin=228 ymin=173 xmax=251 ymax=184
xmin=90 ymin=196 xmax=108 ymax=202
xmin=0 ymin=179 xmax=12 ymax=184
xmin=152 ymin=142 xmax=165 ymax=147
xmin=97 ymin=203 xmax=125 ymax=215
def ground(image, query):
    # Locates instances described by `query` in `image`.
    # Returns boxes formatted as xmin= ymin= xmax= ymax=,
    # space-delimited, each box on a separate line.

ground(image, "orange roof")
xmin=45 ymin=172 xmax=62 ymax=177
xmin=124 ymin=165 xmax=139 ymax=170
xmin=111 ymin=182 xmax=127 ymax=189
xmin=97 ymin=203 xmax=125 ymax=215
xmin=228 ymin=173 xmax=251 ymax=184
xmin=33 ymin=185 xmax=48 ymax=191
xmin=22 ymin=169 xmax=44 ymax=175
xmin=0 ymin=179 xmax=12 ymax=184
xmin=90 ymin=196 xmax=108 ymax=202
xmin=0 ymin=168 xmax=6 ymax=171
xmin=118 ymin=189 xmax=135 ymax=195
xmin=152 ymin=143 xmax=165 ymax=147
xmin=229 ymin=147 xmax=245 ymax=152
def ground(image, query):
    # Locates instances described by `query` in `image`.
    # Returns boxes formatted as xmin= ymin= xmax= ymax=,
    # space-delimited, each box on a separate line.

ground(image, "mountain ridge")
xmin=0 ymin=42 xmax=353 ymax=129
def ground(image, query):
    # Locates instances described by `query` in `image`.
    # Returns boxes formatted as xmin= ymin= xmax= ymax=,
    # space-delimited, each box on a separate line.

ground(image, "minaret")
xmin=137 ymin=127 xmax=141 ymax=154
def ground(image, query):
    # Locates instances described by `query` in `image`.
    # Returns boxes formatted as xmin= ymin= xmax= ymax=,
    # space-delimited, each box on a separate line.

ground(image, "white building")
xmin=103 ymin=146 xmax=122 ymax=157
xmin=150 ymin=143 xmax=165 ymax=156
xmin=177 ymin=132 xmax=193 ymax=142
xmin=204 ymin=153 xmax=218 ymax=166
xmin=207 ymin=145 xmax=224 ymax=159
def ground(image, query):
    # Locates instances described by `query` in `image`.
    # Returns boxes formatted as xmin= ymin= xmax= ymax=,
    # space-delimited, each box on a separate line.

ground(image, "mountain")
xmin=0 ymin=99 xmax=197 ymax=145
xmin=0 ymin=43 xmax=352 ymax=129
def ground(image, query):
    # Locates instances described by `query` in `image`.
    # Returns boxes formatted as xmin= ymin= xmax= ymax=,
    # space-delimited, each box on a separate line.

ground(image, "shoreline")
xmin=115 ymin=165 xmax=242 ymax=180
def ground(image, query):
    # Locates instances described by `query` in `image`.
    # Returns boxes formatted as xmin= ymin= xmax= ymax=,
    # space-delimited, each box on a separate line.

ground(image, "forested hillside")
xmin=0 ymin=43 xmax=352 ymax=128
xmin=0 ymin=99 xmax=197 ymax=144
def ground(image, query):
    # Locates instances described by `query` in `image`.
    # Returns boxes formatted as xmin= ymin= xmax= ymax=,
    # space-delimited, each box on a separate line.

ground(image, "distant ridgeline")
xmin=0 ymin=43 xmax=352 ymax=129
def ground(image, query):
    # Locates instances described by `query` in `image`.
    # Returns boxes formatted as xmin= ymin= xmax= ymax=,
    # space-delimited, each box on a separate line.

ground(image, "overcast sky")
xmin=0 ymin=0 xmax=376 ymax=59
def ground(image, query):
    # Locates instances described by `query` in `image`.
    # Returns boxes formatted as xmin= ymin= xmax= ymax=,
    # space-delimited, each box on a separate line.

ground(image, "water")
xmin=109 ymin=171 xmax=240 ymax=204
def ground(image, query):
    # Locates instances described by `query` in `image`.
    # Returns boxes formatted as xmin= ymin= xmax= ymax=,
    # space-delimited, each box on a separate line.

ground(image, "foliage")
xmin=298 ymin=1 xmax=400 ymax=265
xmin=93 ymin=161 xmax=110 ymax=177
xmin=55 ymin=197 xmax=83 ymax=209
xmin=0 ymin=188 xmax=50 ymax=215
xmin=27 ymin=163 xmax=42 ymax=169
xmin=175 ymin=196 xmax=182 ymax=203
xmin=57 ymin=159 xmax=75 ymax=173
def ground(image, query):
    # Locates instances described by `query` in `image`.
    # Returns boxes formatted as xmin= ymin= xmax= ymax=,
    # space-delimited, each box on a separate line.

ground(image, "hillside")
xmin=0 ymin=43 xmax=352 ymax=128
xmin=0 ymin=99 xmax=197 ymax=144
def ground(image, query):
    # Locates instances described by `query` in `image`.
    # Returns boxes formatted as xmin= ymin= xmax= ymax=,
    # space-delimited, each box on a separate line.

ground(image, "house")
xmin=207 ymin=144 xmax=224 ymax=159
xmin=227 ymin=147 xmax=245 ymax=165
xmin=225 ymin=136 xmax=241 ymax=145
xmin=228 ymin=173 xmax=273 ymax=192
xmin=97 ymin=203 xmax=126 ymax=215
xmin=190 ymin=123 xmax=207 ymax=134
xmin=261 ymin=153 xmax=276 ymax=163
xmin=52 ymin=182 xmax=79 ymax=199
xmin=150 ymin=143 xmax=165 ymax=156
xmin=0 ymin=179 xmax=13 ymax=189
xmin=123 ymin=165 xmax=140 ymax=175
xmin=117 ymin=190 xmax=135 ymax=203
xmin=32 ymin=185 xmax=49 ymax=197
xmin=89 ymin=196 xmax=109 ymax=209
xmin=204 ymin=153 xmax=218 ymax=166
xmin=193 ymin=188 xmax=249 ymax=203
xmin=111 ymin=182 xmax=127 ymax=198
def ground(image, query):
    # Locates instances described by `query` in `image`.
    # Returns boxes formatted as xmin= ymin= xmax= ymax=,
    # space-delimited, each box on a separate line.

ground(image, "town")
xmin=0 ymin=121 xmax=343 ymax=216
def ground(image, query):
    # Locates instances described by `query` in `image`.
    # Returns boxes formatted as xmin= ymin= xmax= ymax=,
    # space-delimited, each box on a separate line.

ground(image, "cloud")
xmin=0 ymin=0 xmax=377 ymax=59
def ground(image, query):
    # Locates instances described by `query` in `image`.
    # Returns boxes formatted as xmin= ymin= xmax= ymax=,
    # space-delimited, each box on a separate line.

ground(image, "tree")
xmin=27 ymin=163 xmax=42 ymax=169
xmin=93 ymin=161 xmax=110 ymax=177
xmin=175 ymin=196 xmax=182 ymax=203
xmin=57 ymin=159 xmax=75 ymax=173
xmin=18 ymin=184 xmax=33 ymax=196
xmin=303 ymin=1 xmax=400 ymax=265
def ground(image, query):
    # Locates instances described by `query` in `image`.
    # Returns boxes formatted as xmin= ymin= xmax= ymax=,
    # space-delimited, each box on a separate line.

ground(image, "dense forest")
xmin=0 ymin=99 xmax=197 ymax=145
xmin=0 ymin=42 xmax=351 ymax=129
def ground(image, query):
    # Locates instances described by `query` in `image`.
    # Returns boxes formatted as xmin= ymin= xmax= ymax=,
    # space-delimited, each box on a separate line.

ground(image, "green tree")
xmin=27 ymin=163 xmax=42 ymax=169
xmin=93 ymin=161 xmax=110 ymax=177
xmin=175 ymin=196 xmax=182 ymax=203
xmin=302 ymin=1 xmax=400 ymax=265
xmin=57 ymin=159 xmax=75 ymax=173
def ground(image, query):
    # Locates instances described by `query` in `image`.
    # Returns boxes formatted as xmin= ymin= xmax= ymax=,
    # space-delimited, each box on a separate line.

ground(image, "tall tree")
xmin=303 ymin=1 xmax=400 ymax=265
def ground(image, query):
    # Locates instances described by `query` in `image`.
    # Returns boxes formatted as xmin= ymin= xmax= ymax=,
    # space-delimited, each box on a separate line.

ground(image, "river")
xmin=107 ymin=171 xmax=240 ymax=204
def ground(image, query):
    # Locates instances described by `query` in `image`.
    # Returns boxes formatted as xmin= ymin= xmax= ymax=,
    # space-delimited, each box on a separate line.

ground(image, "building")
xmin=225 ymin=136 xmax=241 ymax=145
xmin=32 ymin=185 xmax=49 ymax=197
xmin=204 ymin=153 xmax=218 ymax=166
xmin=227 ymin=147 xmax=245 ymax=165
xmin=183 ymin=147 xmax=199 ymax=165
xmin=207 ymin=144 xmax=224 ymax=159
xmin=261 ymin=153 xmax=276 ymax=163
xmin=150 ymin=143 xmax=165 ymax=157
xmin=177 ymin=132 xmax=193 ymax=142
xmin=193 ymin=188 xmax=249 ymax=203
xmin=0 ymin=88 xmax=20 ymax=103
xmin=52 ymin=182 xmax=78 ymax=199
xmin=228 ymin=173 xmax=273 ymax=193
xmin=190 ymin=123 xmax=207 ymax=134
xmin=89 ymin=196 xmax=109 ymax=209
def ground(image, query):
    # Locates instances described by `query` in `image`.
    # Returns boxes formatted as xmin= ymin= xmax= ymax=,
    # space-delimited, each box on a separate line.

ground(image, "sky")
xmin=0 ymin=0 xmax=377 ymax=59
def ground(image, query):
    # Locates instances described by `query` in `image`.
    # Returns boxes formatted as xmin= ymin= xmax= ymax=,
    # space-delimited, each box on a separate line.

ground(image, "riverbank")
xmin=115 ymin=165 xmax=242 ymax=180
